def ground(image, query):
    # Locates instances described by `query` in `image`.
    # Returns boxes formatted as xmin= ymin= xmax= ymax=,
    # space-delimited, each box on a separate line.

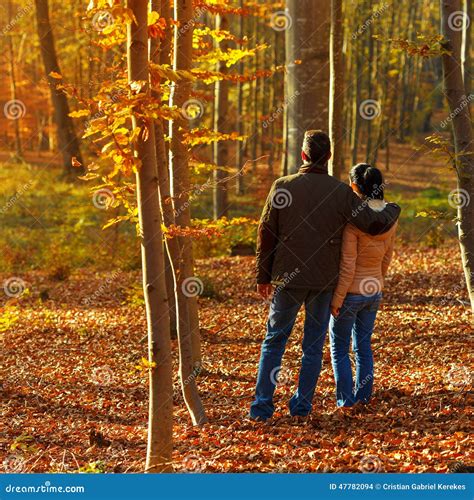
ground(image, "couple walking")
xmin=250 ymin=130 xmax=400 ymax=421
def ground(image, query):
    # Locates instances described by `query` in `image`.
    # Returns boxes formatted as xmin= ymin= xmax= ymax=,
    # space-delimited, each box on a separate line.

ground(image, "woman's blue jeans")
xmin=250 ymin=288 xmax=332 ymax=420
xmin=329 ymin=293 xmax=382 ymax=407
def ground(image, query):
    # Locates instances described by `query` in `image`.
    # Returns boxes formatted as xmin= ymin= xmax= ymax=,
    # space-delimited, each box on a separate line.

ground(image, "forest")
xmin=1 ymin=0 xmax=473 ymax=476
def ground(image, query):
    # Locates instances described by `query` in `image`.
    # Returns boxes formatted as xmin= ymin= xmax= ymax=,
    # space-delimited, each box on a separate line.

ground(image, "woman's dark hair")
xmin=349 ymin=163 xmax=384 ymax=200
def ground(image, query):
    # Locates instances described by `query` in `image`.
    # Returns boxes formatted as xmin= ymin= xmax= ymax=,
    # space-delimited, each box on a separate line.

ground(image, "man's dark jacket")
xmin=256 ymin=163 xmax=401 ymax=290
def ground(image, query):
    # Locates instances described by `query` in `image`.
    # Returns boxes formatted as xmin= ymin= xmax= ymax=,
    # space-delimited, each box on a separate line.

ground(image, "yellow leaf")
xmin=148 ymin=10 xmax=160 ymax=25
xmin=69 ymin=109 xmax=90 ymax=118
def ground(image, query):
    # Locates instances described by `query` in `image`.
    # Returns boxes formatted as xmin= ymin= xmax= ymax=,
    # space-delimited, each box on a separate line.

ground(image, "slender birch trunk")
xmin=127 ymin=0 xmax=173 ymax=472
xmin=150 ymin=0 xmax=177 ymax=339
xmin=169 ymin=0 xmax=208 ymax=424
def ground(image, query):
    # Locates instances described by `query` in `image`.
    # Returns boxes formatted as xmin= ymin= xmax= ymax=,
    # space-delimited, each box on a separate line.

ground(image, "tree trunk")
xmin=159 ymin=0 xmax=172 ymax=67
xmin=251 ymin=15 xmax=259 ymax=165
xmin=329 ymin=0 xmax=344 ymax=179
xmin=281 ymin=71 xmax=289 ymax=176
xmin=7 ymin=6 xmax=22 ymax=159
xmin=350 ymin=49 xmax=362 ymax=164
xmin=441 ymin=0 xmax=474 ymax=314
xmin=374 ymin=3 xmax=396 ymax=168
xmin=286 ymin=0 xmax=330 ymax=173
xmin=169 ymin=0 xmax=208 ymax=424
xmin=169 ymin=0 xmax=203 ymax=373
xmin=236 ymin=0 xmax=245 ymax=195
xmin=34 ymin=0 xmax=83 ymax=175
xmin=127 ymin=0 xmax=173 ymax=472
xmin=213 ymin=13 xmax=230 ymax=219
xmin=150 ymin=0 xmax=177 ymax=340
xmin=365 ymin=0 xmax=375 ymax=161
xmin=461 ymin=0 xmax=471 ymax=99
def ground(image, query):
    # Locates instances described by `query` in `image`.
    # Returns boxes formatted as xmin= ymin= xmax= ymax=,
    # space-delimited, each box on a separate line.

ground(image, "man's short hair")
xmin=302 ymin=130 xmax=331 ymax=164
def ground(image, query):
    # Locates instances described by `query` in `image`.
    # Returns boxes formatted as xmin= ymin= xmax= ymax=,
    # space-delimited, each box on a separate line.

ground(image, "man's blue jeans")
xmin=329 ymin=293 xmax=382 ymax=407
xmin=250 ymin=288 xmax=332 ymax=420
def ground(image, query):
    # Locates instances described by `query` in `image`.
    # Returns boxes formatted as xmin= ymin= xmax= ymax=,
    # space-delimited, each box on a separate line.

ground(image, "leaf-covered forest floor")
xmin=2 ymin=244 xmax=472 ymax=473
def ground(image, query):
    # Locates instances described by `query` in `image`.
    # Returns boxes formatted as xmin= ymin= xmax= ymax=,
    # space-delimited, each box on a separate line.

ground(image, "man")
xmin=250 ymin=130 xmax=401 ymax=421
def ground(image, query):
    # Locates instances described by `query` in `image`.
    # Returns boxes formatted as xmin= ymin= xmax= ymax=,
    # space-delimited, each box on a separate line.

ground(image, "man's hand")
xmin=257 ymin=284 xmax=273 ymax=302
xmin=331 ymin=305 xmax=340 ymax=318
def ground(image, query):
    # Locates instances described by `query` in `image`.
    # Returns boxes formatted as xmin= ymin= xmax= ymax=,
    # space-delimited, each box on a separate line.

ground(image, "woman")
xmin=329 ymin=164 xmax=397 ymax=408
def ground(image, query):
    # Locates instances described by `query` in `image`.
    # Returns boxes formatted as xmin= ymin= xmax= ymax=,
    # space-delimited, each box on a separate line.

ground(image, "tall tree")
xmin=213 ymin=13 xmax=230 ymax=219
xmin=151 ymin=0 xmax=177 ymax=339
xmin=34 ymin=0 xmax=83 ymax=175
xmin=169 ymin=0 xmax=208 ymax=425
xmin=286 ymin=0 xmax=330 ymax=172
xmin=329 ymin=0 xmax=344 ymax=179
xmin=440 ymin=0 xmax=474 ymax=313
xmin=461 ymin=0 xmax=471 ymax=98
xmin=127 ymin=0 xmax=173 ymax=471
xmin=235 ymin=1 xmax=245 ymax=195
xmin=7 ymin=0 xmax=22 ymax=159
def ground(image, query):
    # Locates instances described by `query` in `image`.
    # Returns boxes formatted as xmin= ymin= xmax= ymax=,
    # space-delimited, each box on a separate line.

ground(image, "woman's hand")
xmin=331 ymin=305 xmax=340 ymax=317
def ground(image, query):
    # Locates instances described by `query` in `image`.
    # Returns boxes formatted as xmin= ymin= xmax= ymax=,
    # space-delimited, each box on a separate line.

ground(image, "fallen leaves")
xmin=1 ymin=245 xmax=472 ymax=473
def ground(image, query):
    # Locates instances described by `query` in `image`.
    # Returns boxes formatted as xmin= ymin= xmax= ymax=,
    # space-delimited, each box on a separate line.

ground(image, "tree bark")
xmin=159 ymin=0 xmax=172 ymax=67
xmin=461 ymin=0 xmax=471 ymax=99
xmin=441 ymin=0 xmax=474 ymax=314
xmin=251 ymin=15 xmax=259 ymax=165
xmin=169 ymin=0 xmax=203 ymax=373
xmin=329 ymin=0 xmax=344 ymax=179
xmin=150 ymin=0 xmax=177 ymax=340
xmin=7 ymin=1 xmax=22 ymax=159
xmin=365 ymin=0 xmax=375 ymax=161
xmin=286 ymin=0 xmax=330 ymax=173
xmin=213 ymin=13 xmax=230 ymax=219
xmin=235 ymin=0 xmax=245 ymax=195
xmin=169 ymin=0 xmax=208 ymax=424
xmin=34 ymin=0 xmax=83 ymax=175
xmin=127 ymin=0 xmax=173 ymax=472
